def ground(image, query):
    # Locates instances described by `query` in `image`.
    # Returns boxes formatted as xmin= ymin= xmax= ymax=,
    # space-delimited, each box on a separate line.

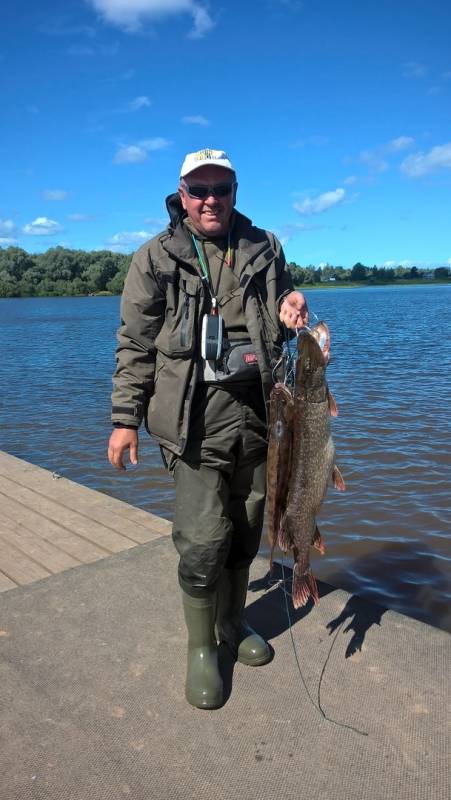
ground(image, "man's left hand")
xmin=279 ymin=291 xmax=308 ymax=329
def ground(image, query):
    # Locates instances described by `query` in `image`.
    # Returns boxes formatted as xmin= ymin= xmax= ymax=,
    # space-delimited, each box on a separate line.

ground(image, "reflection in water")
xmin=1 ymin=286 xmax=450 ymax=632
xmin=324 ymin=541 xmax=451 ymax=633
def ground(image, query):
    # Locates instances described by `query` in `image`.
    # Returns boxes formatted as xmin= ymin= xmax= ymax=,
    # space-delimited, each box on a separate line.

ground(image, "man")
xmin=108 ymin=148 xmax=307 ymax=709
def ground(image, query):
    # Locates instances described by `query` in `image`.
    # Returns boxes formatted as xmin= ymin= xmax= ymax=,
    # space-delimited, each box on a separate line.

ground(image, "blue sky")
xmin=1 ymin=0 xmax=450 ymax=267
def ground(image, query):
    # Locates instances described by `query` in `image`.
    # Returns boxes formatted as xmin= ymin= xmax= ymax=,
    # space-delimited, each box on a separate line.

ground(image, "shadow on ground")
xmin=246 ymin=561 xmax=387 ymax=659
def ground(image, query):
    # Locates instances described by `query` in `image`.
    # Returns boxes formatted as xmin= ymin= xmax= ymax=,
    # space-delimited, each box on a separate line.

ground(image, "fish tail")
xmin=292 ymin=565 xmax=320 ymax=608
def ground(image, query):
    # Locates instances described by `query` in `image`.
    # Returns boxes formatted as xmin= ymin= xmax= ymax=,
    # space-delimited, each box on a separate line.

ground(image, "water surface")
xmin=1 ymin=286 xmax=450 ymax=632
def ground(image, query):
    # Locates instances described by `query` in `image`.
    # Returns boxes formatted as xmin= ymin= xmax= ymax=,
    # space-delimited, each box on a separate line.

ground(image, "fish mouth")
xmin=296 ymin=330 xmax=326 ymax=368
xmin=310 ymin=321 xmax=331 ymax=363
xmin=294 ymin=332 xmax=327 ymax=394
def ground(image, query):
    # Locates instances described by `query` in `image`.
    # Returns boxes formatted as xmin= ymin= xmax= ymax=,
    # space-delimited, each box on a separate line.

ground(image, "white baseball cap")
xmin=180 ymin=148 xmax=235 ymax=179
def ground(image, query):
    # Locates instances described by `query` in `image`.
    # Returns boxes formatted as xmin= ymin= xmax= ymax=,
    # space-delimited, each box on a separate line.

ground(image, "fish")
xmin=266 ymin=383 xmax=294 ymax=569
xmin=279 ymin=329 xmax=345 ymax=608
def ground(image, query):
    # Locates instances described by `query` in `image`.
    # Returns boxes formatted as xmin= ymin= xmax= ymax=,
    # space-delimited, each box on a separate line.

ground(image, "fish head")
xmin=269 ymin=382 xmax=294 ymax=426
xmin=295 ymin=331 xmax=327 ymax=392
xmin=310 ymin=321 xmax=331 ymax=363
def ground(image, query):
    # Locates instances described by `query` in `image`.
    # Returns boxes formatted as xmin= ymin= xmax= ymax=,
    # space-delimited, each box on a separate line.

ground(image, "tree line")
xmin=288 ymin=262 xmax=451 ymax=285
xmin=0 ymin=246 xmax=132 ymax=298
xmin=0 ymin=246 xmax=450 ymax=298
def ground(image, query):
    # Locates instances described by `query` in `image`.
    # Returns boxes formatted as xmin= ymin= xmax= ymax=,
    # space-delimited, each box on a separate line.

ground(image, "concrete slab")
xmin=1 ymin=536 xmax=449 ymax=800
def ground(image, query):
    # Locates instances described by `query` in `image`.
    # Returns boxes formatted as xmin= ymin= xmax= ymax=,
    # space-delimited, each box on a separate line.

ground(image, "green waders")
xmin=181 ymin=590 xmax=223 ymax=709
xmin=216 ymin=566 xmax=271 ymax=666
xmin=165 ymin=384 xmax=271 ymax=708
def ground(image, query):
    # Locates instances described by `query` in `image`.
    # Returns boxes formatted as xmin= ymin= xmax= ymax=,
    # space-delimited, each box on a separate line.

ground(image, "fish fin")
xmin=332 ymin=465 xmax=346 ymax=491
xmin=327 ymin=387 xmax=339 ymax=417
xmin=292 ymin=566 xmax=320 ymax=608
xmin=312 ymin=525 xmax=326 ymax=554
xmin=278 ymin=514 xmax=293 ymax=553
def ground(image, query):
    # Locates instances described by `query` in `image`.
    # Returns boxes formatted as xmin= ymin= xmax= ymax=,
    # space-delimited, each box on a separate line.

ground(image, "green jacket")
xmin=111 ymin=196 xmax=294 ymax=456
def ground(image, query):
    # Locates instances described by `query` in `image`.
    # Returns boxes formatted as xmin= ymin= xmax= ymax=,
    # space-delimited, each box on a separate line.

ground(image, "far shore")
xmin=1 ymin=278 xmax=450 ymax=300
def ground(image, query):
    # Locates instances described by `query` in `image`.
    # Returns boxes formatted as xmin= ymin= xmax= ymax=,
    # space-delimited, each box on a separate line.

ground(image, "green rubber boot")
xmin=181 ymin=590 xmax=223 ymax=709
xmin=216 ymin=567 xmax=271 ymax=666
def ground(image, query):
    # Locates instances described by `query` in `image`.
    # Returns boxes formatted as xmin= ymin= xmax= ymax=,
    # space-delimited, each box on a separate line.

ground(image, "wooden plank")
xmin=0 ymin=494 xmax=108 ymax=564
xmin=0 ymin=479 xmax=137 ymax=554
xmin=0 ymin=452 xmax=171 ymax=537
xmin=0 ymin=571 xmax=18 ymax=592
xmin=0 ymin=518 xmax=81 ymax=574
xmin=0 ymin=539 xmax=52 ymax=585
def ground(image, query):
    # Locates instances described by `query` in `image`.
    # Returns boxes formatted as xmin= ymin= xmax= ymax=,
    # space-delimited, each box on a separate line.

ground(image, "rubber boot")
xmin=215 ymin=567 xmax=271 ymax=666
xmin=181 ymin=590 xmax=223 ymax=709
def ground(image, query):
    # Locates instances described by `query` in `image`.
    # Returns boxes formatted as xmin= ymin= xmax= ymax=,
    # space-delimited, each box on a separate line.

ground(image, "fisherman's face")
xmin=179 ymin=165 xmax=236 ymax=237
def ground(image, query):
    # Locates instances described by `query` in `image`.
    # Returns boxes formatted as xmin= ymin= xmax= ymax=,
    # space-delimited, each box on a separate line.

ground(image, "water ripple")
xmin=1 ymin=286 xmax=450 ymax=632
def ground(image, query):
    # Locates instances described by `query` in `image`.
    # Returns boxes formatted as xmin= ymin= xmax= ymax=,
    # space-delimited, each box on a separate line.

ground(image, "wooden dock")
xmin=0 ymin=451 xmax=171 ymax=592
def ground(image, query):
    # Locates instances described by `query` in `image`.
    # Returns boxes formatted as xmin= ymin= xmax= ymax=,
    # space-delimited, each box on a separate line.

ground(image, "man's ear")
xmin=233 ymin=182 xmax=238 ymax=205
xmin=179 ymin=186 xmax=187 ymax=210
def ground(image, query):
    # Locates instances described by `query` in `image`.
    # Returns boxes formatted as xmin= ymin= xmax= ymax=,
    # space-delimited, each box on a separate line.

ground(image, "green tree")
xmin=351 ymin=262 xmax=367 ymax=281
xmin=434 ymin=267 xmax=450 ymax=279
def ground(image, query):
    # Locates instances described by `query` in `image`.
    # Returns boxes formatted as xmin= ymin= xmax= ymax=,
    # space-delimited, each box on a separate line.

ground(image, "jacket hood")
xmin=165 ymin=192 xmax=186 ymax=230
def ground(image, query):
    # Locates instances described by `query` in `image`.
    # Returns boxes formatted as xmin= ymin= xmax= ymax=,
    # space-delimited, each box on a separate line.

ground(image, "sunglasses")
xmin=181 ymin=181 xmax=237 ymax=200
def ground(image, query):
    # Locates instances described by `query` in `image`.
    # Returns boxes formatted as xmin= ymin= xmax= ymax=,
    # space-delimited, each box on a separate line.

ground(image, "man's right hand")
xmin=108 ymin=427 xmax=139 ymax=471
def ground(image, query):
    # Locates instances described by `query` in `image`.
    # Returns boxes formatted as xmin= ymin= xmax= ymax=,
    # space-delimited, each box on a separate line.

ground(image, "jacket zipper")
xmin=180 ymin=293 xmax=190 ymax=348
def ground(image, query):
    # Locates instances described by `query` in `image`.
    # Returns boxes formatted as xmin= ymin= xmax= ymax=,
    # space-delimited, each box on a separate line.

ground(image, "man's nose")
xmin=204 ymin=192 xmax=219 ymax=204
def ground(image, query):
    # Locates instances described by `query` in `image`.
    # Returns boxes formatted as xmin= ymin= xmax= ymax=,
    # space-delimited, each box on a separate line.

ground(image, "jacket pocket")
xmin=154 ymin=276 xmax=199 ymax=357
xmin=148 ymin=351 xmax=192 ymax=449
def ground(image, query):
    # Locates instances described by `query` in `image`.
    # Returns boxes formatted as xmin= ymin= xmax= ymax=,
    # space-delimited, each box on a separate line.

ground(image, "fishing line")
xmin=269 ymin=319 xmax=368 ymax=737
xmin=275 ymin=555 xmax=368 ymax=737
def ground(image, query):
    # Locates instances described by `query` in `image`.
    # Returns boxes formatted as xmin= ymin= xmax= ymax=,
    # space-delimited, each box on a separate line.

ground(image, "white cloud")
xmin=448 ymin=258 xmax=451 ymax=265
xmin=400 ymin=143 xmax=451 ymax=178
xmin=114 ymin=145 xmax=148 ymax=164
xmin=67 ymin=213 xmax=92 ymax=221
xmin=22 ymin=217 xmax=64 ymax=236
xmin=294 ymin=188 xmax=346 ymax=215
xmin=138 ymin=137 xmax=170 ymax=150
xmin=403 ymin=61 xmax=428 ymax=78
xmin=187 ymin=4 xmax=214 ymax=37
xmin=144 ymin=216 xmax=167 ymax=228
xmin=0 ymin=218 xmax=16 ymax=235
xmin=107 ymin=230 xmax=153 ymax=251
xmin=128 ymin=95 xmax=151 ymax=111
xmin=359 ymin=149 xmax=389 ymax=173
xmin=0 ymin=237 xmax=18 ymax=246
xmin=43 ymin=189 xmax=69 ymax=200
xmin=357 ymin=136 xmax=415 ymax=175
xmin=343 ymin=175 xmax=357 ymax=185
xmin=182 ymin=114 xmax=210 ymax=126
xmin=113 ymin=136 xmax=170 ymax=164
xmin=385 ymin=136 xmax=415 ymax=153
xmin=87 ymin=0 xmax=214 ymax=38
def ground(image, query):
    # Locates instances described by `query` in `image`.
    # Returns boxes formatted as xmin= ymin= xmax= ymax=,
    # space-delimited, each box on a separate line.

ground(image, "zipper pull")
xmin=211 ymin=297 xmax=218 ymax=317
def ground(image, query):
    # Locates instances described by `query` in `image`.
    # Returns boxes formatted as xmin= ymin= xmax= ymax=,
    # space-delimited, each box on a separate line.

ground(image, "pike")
xmin=279 ymin=326 xmax=345 ymax=608
xmin=267 ymin=383 xmax=294 ymax=570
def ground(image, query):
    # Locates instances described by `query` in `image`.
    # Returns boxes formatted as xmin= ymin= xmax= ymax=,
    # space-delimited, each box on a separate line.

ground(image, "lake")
xmin=1 ymin=285 xmax=450 ymax=632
